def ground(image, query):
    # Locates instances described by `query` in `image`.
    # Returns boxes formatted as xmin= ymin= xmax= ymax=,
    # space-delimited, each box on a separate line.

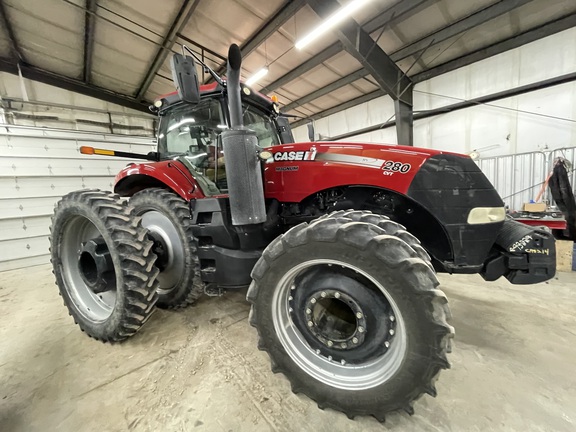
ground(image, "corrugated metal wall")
xmin=0 ymin=124 xmax=156 ymax=271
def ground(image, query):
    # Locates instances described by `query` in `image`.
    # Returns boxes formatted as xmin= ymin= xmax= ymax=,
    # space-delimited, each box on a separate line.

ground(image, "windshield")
xmin=241 ymin=104 xmax=281 ymax=147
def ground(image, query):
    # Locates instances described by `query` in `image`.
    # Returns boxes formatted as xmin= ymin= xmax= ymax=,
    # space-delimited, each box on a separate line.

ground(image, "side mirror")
xmin=307 ymin=121 xmax=316 ymax=142
xmin=171 ymin=53 xmax=200 ymax=104
xmin=276 ymin=116 xmax=295 ymax=144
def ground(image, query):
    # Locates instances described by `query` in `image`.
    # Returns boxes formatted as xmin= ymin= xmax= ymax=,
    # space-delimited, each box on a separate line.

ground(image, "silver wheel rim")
xmin=140 ymin=210 xmax=184 ymax=295
xmin=272 ymin=259 xmax=407 ymax=391
xmin=60 ymin=216 xmax=116 ymax=322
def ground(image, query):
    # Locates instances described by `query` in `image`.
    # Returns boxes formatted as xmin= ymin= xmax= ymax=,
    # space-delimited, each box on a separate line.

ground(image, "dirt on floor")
xmin=0 ymin=265 xmax=575 ymax=432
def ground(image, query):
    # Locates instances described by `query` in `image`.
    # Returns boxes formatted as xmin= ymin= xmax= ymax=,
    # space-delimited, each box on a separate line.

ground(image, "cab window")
xmin=158 ymin=99 xmax=224 ymax=160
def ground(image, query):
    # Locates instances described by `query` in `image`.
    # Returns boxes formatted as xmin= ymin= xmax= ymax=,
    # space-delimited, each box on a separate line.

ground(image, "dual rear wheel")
xmin=50 ymin=188 xmax=202 ymax=342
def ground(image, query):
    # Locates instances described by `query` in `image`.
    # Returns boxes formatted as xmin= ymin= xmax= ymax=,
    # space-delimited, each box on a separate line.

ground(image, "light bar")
xmin=246 ymin=67 xmax=269 ymax=86
xmin=295 ymin=0 xmax=372 ymax=50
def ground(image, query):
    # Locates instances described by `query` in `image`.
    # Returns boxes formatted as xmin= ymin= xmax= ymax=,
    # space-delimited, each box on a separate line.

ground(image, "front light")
xmin=259 ymin=150 xmax=273 ymax=161
xmin=467 ymin=207 xmax=506 ymax=224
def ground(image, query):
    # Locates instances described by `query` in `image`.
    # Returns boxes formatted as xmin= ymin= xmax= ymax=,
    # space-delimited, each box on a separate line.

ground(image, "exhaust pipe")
xmin=221 ymin=44 xmax=267 ymax=226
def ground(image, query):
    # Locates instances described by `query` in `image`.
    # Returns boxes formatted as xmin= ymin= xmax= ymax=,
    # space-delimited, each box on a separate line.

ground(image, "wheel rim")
xmin=271 ymin=259 xmax=407 ymax=391
xmin=60 ymin=215 xmax=117 ymax=322
xmin=139 ymin=210 xmax=184 ymax=295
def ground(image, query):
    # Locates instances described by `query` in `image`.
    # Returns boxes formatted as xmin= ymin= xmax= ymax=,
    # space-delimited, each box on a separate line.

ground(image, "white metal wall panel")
xmin=0 ymin=124 xmax=156 ymax=271
xmin=291 ymin=28 xmax=576 ymax=157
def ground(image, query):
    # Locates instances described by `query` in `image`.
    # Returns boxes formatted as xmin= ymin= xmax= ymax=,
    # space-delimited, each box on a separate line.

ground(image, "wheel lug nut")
xmin=288 ymin=296 xmax=293 ymax=301
xmin=307 ymin=321 xmax=313 ymax=327
xmin=389 ymin=315 xmax=395 ymax=322
xmin=316 ymin=349 xmax=321 ymax=354
xmin=358 ymin=326 xmax=365 ymax=333
xmin=328 ymin=356 xmax=333 ymax=361
xmin=334 ymin=292 xmax=340 ymax=299
xmin=306 ymin=308 xmax=312 ymax=314
xmin=356 ymin=312 xmax=363 ymax=319
xmin=321 ymin=292 xmax=327 ymax=298
xmin=352 ymin=337 xmax=358 ymax=344
xmin=310 ymin=298 xmax=317 ymax=304
xmin=385 ymin=341 xmax=390 ymax=348
xmin=340 ymin=343 xmax=347 ymax=348
xmin=389 ymin=329 xmax=395 ymax=335
xmin=341 ymin=359 xmax=346 ymax=365
xmin=288 ymin=307 xmax=293 ymax=313
xmin=327 ymin=341 xmax=333 ymax=347
xmin=291 ymin=285 xmax=295 ymax=290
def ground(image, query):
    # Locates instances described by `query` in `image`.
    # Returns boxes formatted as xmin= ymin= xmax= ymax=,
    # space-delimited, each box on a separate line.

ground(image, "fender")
xmin=114 ymin=160 xmax=205 ymax=200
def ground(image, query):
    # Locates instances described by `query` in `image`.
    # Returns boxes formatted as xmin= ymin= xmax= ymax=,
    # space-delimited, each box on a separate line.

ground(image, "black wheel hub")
xmin=78 ymin=237 xmax=116 ymax=294
xmin=147 ymin=231 xmax=169 ymax=272
xmin=304 ymin=290 xmax=367 ymax=350
xmin=289 ymin=265 xmax=396 ymax=365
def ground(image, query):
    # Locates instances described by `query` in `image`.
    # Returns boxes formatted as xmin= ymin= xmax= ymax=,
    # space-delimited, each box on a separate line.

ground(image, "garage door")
xmin=0 ymin=124 xmax=156 ymax=271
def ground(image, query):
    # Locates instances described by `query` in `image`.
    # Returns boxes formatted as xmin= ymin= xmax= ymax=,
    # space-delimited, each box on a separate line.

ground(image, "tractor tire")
xmin=50 ymin=189 xmax=159 ymax=342
xmin=247 ymin=211 xmax=453 ymax=421
xmin=129 ymin=188 xmax=204 ymax=309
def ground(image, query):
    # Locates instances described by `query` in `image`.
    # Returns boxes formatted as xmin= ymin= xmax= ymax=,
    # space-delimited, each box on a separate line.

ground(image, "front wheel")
xmin=247 ymin=211 xmax=453 ymax=421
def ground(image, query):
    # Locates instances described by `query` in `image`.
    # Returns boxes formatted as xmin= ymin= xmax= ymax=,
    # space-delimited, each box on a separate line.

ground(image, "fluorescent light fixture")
xmin=246 ymin=67 xmax=269 ymax=86
xmin=217 ymin=124 xmax=228 ymax=129
xmin=167 ymin=118 xmax=195 ymax=132
xmin=295 ymin=0 xmax=372 ymax=50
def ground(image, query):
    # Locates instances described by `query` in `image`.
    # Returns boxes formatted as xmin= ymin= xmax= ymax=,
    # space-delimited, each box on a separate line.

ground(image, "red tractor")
xmin=50 ymin=45 xmax=556 ymax=420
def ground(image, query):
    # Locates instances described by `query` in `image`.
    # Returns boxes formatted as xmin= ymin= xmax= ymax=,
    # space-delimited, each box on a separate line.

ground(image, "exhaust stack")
xmin=221 ymin=44 xmax=267 ymax=226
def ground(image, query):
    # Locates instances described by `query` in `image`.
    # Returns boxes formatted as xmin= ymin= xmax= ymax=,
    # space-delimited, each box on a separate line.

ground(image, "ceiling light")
xmin=295 ymin=0 xmax=372 ymax=50
xmin=246 ymin=67 xmax=269 ymax=86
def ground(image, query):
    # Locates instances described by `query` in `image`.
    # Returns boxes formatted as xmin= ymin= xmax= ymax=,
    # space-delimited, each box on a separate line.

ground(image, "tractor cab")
xmin=152 ymin=82 xmax=294 ymax=192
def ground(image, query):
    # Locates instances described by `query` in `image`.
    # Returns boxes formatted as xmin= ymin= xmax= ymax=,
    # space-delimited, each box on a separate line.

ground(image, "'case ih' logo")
xmin=274 ymin=149 xmax=317 ymax=161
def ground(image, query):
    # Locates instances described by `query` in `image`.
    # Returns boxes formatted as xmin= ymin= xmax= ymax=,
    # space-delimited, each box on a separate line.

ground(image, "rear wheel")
xmin=247 ymin=211 xmax=453 ymax=420
xmin=50 ymin=189 xmax=159 ymax=342
xmin=129 ymin=188 xmax=204 ymax=309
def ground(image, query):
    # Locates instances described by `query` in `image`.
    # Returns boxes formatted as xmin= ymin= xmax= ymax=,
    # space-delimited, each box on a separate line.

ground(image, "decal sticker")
xmin=525 ymin=248 xmax=550 ymax=255
xmin=382 ymin=161 xmax=412 ymax=173
xmin=275 ymin=166 xmax=299 ymax=172
xmin=274 ymin=149 xmax=317 ymax=161
xmin=509 ymin=235 xmax=532 ymax=252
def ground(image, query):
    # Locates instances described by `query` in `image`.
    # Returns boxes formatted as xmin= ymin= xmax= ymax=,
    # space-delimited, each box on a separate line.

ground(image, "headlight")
xmin=467 ymin=207 xmax=506 ymax=224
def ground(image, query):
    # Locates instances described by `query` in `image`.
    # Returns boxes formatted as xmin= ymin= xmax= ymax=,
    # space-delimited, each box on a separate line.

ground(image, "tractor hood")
xmin=263 ymin=141 xmax=468 ymax=201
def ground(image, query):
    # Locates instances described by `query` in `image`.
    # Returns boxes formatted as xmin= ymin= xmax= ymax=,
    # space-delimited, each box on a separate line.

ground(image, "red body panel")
xmin=114 ymin=142 xmax=466 ymax=204
xmin=262 ymin=142 xmax=463 ymax=203
xmin=115 ymin=160 xmax=205 ymax=200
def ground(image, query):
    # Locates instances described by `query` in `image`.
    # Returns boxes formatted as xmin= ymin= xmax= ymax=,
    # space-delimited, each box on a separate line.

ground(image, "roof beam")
xmin=0 ymin=58 xmax=150 ymax=113
xmin=291 ymin=12 xmax=576 ymax=128
xmin=83 ymin=0 xmax=98 ymax=83
xmin=0 ymin=0 xmax=25 ymax=63
xmin=282 ymin=68 xmax=367 ymax=112
xmin=306 ymin=0 xmax=413 ymax=144
xmin=285 ymin=0 xmax=534 ymax=114
xmin=135 ymin=0 xmax=201 ymax=100
xmin=261 ymin=0 xmax=432 ymax=94
xmin=208 ymin=0 xmax=306 ymax=82
xmin=413 ymin=12 xmax=576 ymax=83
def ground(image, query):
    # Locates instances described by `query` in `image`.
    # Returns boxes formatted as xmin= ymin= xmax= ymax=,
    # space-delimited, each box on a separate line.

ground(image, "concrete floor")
xmin=0 ymin=266 xmax=575 ymax=432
